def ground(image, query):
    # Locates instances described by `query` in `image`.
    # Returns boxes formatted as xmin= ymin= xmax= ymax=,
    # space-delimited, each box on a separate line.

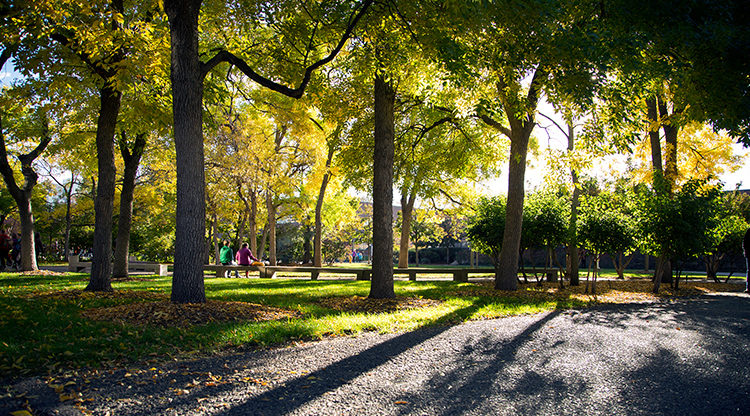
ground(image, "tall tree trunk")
xmin=397 ymin=193 xmax=415 ymax=269
xmin=63 ymin=176 xmax=75 ymax=260
xmin=166 ymin=0 xmax=206 ymax=303
xmin=314 ymin=145 xmax=335 ymax=267
xmin=257 ymin=226 xmax=268 ymax=259
xmin=236 ymin=211 xmax=247 ymax=248
xmin=266 ymin=191 xmax=277 ymax=265
xmin=567 ymin=123 xmax=580 ymax=286
xmin=494 ymin=125 xmax=532 ymax=291
xmin=87 ymin=85 xmax=122 ymax=292
xmin=211 ymin=212 xmax=219 ymax=264
xmin=369 ymin=74 xmax=396 ymax=299
xmin=113 ymin=133 xmax=146 ymax=278
xmin=249 ymin=191 xmax=258 ymax=254
xmin=646 ymin=96 xmax=663 ymax=180
xmin=659 ymin=98 xmax=679 ymax=193
xmin=481 ymin=68 xmax=545 ymax=291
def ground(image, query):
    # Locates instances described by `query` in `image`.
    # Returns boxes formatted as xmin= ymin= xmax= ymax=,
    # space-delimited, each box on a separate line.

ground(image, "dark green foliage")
xmin=635 ymin=180 xmax=721 ymax=262
xmin=577 ymin=193 xmax=637 ymax=259
xmin=322 ymin=237 xmax=349 ymax=265
xmin=466 ymin=196 xmax=507 ymax=264
xmin=521 ymin=191 xmax=569 ymax=251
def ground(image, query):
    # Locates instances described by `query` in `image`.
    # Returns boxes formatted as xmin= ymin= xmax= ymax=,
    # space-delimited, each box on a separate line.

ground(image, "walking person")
xmin=219 ymin=240 xmax=234 ymax=278
xmin=744 ymin=228 xmax=750 ymax=293
xmin=10 ymin=233 xmax=20 ymax=270
xmin=235 ymin=242 xmax=260 ymax=278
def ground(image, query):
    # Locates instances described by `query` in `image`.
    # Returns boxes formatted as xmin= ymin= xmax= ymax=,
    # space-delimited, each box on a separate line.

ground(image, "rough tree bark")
xmin=165 ymin=0 xmax=206 ymax=303
xmin=369 ymin=74 xmax=396 ymax=299
xmin=86 ymin=85 xmax=121 ymax=292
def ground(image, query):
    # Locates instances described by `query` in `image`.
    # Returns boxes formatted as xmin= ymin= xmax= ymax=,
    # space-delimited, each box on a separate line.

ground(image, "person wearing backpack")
xmin=219 ymin=240 xmax=234 ymax=278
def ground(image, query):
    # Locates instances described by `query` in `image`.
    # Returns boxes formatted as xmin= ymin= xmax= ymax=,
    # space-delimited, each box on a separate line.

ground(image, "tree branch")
xmin=479 ymin=114 xmax=512 ymax=138
xmin=200 ymin=0 xmax=374 ymax=98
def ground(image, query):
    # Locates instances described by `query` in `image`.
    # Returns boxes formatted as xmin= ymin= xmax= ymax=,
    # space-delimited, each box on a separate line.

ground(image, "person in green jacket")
xmin=219 ymin=240 xmax=234 ymax=278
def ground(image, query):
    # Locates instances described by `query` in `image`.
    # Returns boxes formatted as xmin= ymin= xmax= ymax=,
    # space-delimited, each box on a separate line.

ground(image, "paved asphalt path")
xmin=3 ymin=293 xmax=749 ymax=416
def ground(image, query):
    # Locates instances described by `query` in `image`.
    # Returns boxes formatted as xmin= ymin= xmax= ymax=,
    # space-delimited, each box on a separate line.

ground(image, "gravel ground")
xmin=2 ymin=293 xmax=749 ymax=416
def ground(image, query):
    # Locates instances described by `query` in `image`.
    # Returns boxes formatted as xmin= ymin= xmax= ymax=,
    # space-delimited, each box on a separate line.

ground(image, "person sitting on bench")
xmin=235 ymin=242 xmax=260 ymax=278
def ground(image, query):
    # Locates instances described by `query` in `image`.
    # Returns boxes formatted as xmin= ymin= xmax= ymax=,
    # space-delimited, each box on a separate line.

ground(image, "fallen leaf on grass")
xmin=26 ymin=289 xmax=168 ymax=303
xmin=450 ymin=280 xmax=743 ymax=304
xmin=81 ymin=300 xmax=302 ymax=328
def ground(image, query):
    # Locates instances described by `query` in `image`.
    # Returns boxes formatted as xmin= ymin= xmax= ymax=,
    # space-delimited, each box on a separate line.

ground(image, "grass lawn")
xmin=0 ymin=269 xmax=744 ymax=380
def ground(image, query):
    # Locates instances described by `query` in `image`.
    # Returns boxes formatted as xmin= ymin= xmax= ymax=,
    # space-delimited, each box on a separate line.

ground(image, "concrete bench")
xmin=520 ymin=268 xmax=560 ymax=282
xmin=67 ymin=256 xmax=170 ymax=276
xmin=203 ymin=264 xmax=370 ymax=280
xmin=128 ymin=261 xmax=170 ymax=276
xmin=68 ymin=256 xmax=91 ymax=273
xmin=266 ymin=266 xmax=371 ymax=280
xmin=393 ymin=267 xmax=497 ymax=282
xmin=202 ymin=264 xmax=556 ymax=283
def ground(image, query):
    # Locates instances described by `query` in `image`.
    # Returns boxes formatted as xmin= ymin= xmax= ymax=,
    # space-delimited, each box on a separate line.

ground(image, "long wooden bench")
xmin=67 ymin=256 xmax=170 ymax=276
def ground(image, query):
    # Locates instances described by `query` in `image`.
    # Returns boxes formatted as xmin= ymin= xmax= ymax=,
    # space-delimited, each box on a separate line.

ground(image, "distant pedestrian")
xmin=744 ymin=228 xmax=750 ymax=293
xmin=219 ymin=240 xmax=234 ymax=278
xmin=10 ymin=233 xmax=20 ymax=270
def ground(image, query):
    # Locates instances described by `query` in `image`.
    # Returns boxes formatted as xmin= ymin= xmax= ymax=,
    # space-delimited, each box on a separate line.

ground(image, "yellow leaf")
xmin=11 ymin=411 xmax=33 ymax=416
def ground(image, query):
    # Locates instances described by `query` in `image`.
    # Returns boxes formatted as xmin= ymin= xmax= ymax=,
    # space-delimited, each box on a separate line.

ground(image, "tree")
xmin=436 ymin=0 xmax=607 ymax=291
xmin=164 ymin=0 xmax=373 ymax=303
xmin=3 ymin=0 xmax=173 ymax=290
xmin=369 ymin=72 xmax=397 ymax=298
xmin=577 ymin=192 xmax=637 ymax=292
xmin=703 ymin=211 xmax=747 ymax=282
xmin=519 ymin=190 xmax=569 ymax=282
xmin=112 ymin=132 xmax=147 ymax=278
xmin=0 ymin=98 xmax=51 ymax=271
xmin=466 ymin=196 xmax=507 ymax=276
xmin=635 ymin=180 xmax=721 ymax=292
